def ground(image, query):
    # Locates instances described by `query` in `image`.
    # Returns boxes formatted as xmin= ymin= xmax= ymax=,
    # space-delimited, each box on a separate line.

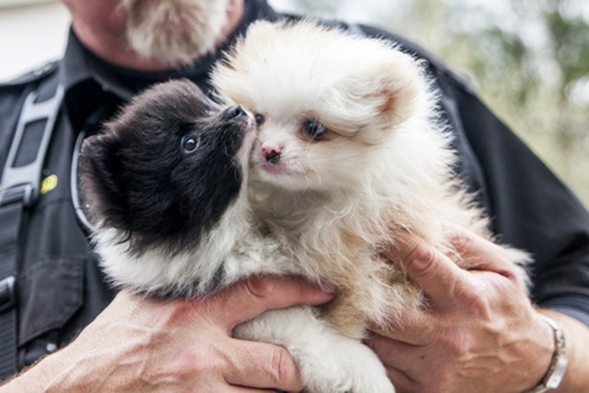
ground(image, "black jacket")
xmin=1 ymin=0 xmax=588 ymax=374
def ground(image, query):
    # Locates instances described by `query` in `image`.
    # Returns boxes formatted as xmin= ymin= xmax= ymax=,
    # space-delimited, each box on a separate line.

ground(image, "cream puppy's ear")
xmin=363 ymin=52 xmax=425 ymax=131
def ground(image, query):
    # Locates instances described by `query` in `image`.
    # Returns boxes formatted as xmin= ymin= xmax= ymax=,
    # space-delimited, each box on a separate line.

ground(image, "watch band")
xmin=523 ymin=314 xmax=568 ymax=393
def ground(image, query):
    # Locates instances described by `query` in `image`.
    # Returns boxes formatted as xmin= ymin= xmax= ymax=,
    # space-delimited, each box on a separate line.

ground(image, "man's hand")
xmin=4 ymin=276 xmax=334 ymax=392
xmin=367 ymin=226 xmax=555 ymax=393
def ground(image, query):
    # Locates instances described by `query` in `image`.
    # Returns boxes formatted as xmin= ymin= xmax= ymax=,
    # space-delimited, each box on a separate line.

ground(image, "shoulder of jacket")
xmin=0 ymin=61 xmax=59 ymax=89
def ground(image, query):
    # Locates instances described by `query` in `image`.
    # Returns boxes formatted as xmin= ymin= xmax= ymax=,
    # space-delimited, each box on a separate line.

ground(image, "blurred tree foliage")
xmin=283 ymin=0 xmax=589 ymax=207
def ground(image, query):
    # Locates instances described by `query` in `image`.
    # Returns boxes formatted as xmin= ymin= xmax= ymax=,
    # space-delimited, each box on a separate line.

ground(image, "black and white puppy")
xmin=80 ymin=79 xmax=280 ymax=297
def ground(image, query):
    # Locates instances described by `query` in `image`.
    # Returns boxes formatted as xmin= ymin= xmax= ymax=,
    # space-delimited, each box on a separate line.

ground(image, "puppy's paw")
xmin=236 ymin=307 xmax=396 ymax=393
xmin=300 ymin=338 xmax=395 ymax=393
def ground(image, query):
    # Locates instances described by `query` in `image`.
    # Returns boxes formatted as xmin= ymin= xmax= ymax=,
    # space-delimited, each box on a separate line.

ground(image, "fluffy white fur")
xmin=92 ymin=20 xmax=531 ymax=393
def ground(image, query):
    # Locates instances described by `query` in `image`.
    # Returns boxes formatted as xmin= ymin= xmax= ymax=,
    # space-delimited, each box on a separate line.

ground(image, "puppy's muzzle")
xmin=223 ymin=105 xmax=246 ymax=120
xmin=261 ymin=141 xmax=282 ymax=164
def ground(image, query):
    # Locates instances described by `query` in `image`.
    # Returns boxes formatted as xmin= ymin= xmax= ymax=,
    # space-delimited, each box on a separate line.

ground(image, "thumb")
xmin=208 ymin=275 xmax=335 ymax=330
xmin=382 ymin=232 xmax=467 ymax=307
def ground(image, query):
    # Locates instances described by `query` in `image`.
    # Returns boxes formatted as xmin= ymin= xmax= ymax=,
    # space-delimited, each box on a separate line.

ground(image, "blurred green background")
xmin=278 ymin=0 xmax=589 ymax=208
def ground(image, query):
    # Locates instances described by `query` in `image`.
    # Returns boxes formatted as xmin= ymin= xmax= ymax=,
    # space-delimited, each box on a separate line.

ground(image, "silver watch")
xmin=523 ymin=314 xmax=568 ymax=393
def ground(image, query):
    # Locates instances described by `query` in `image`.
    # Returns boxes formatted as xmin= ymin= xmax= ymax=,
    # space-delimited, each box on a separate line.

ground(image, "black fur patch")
xmin=80 ymin=79 xmax=251 ymax=256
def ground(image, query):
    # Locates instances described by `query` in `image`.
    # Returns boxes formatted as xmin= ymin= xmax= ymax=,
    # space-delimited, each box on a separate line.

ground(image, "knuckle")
xmin=454 ymin=281 xmax=491 ymax=316
xmin=244 ymin=276 xmax=276 ymax=299
xmin=270 ymin=346 xmax=298 ymax=386
xmin=405 ymin=241 xmax=436 ymax=275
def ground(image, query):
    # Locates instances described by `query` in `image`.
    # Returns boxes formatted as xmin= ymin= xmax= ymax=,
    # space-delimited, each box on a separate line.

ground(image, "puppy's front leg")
xmin=234 ymin=306 xmax=395 ymax=393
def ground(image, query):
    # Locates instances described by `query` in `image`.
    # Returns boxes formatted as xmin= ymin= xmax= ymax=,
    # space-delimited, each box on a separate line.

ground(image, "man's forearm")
xmin=0 ymin=350 xmax=66 ymax=392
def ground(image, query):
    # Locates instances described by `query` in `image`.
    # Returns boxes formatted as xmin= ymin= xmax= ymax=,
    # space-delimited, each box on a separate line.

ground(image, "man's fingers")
xmin=366 ymin=333 xmax=436 ymax=393
xmin=365 ymin=332 xmax=430 ymax=379
xmin=208 ymin=275 xmax=335 ymax=330
xmin=382 ymin=232 xmax=467 ymax=306
xmin=224 ymin=338 xmax=303 ymax=392
xmin=368 ymin=308 xmax=435 ymax=346
xmin=383 ymin=366 xmax=415 ymax=393
xmin=443 ymin=223 xmax=520 ymax=276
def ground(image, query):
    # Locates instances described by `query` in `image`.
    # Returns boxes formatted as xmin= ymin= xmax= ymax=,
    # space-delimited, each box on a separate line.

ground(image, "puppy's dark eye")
xmin=255 ymin=114 xmax=265 ymax=126
xmin=303 ymin=120 xmax=327 ymax=138
xmin=182 ymin=136 xmax=199 ymax=153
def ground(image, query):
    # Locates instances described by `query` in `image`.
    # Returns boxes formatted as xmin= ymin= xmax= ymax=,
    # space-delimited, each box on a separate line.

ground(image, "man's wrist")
xmin=523 ymin=314 xmax=568 ymax=393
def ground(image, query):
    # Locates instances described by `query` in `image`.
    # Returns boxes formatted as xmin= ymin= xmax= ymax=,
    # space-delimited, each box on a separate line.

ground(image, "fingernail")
xmin=320 ymin=281 xmax=337 ymax=295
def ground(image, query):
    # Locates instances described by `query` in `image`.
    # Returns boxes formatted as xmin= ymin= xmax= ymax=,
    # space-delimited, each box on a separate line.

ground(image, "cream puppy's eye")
xmin=182 ymin=136 xmax=199 ymax=153
xmin=255 ymin=114 xmax=265 ymax=125
xmin=303 ymin=120 xmax=327 ymax=138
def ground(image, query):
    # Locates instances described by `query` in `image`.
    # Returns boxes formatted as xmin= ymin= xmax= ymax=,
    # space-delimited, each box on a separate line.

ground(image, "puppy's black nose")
xmin=223 ymin=105 xmax=245 ymax=119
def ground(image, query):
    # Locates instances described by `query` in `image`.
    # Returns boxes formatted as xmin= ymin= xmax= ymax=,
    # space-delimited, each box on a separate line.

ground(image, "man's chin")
xmin=122 ymin=0 xmax=230 ymax=64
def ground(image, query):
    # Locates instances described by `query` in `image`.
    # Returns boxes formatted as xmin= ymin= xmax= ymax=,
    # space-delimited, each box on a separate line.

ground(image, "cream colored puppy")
xmin=212 ymin=20 xmax=530 ymax=393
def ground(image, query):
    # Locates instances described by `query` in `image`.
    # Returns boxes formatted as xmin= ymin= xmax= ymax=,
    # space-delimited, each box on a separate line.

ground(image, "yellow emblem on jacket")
xmin=40 ymin=174 xmax=58 ymax=195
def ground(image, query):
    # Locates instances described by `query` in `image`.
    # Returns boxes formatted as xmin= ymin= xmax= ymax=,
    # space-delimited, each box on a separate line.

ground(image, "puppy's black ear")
xmin=79 ymin=133 xmax=131 ymax=231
